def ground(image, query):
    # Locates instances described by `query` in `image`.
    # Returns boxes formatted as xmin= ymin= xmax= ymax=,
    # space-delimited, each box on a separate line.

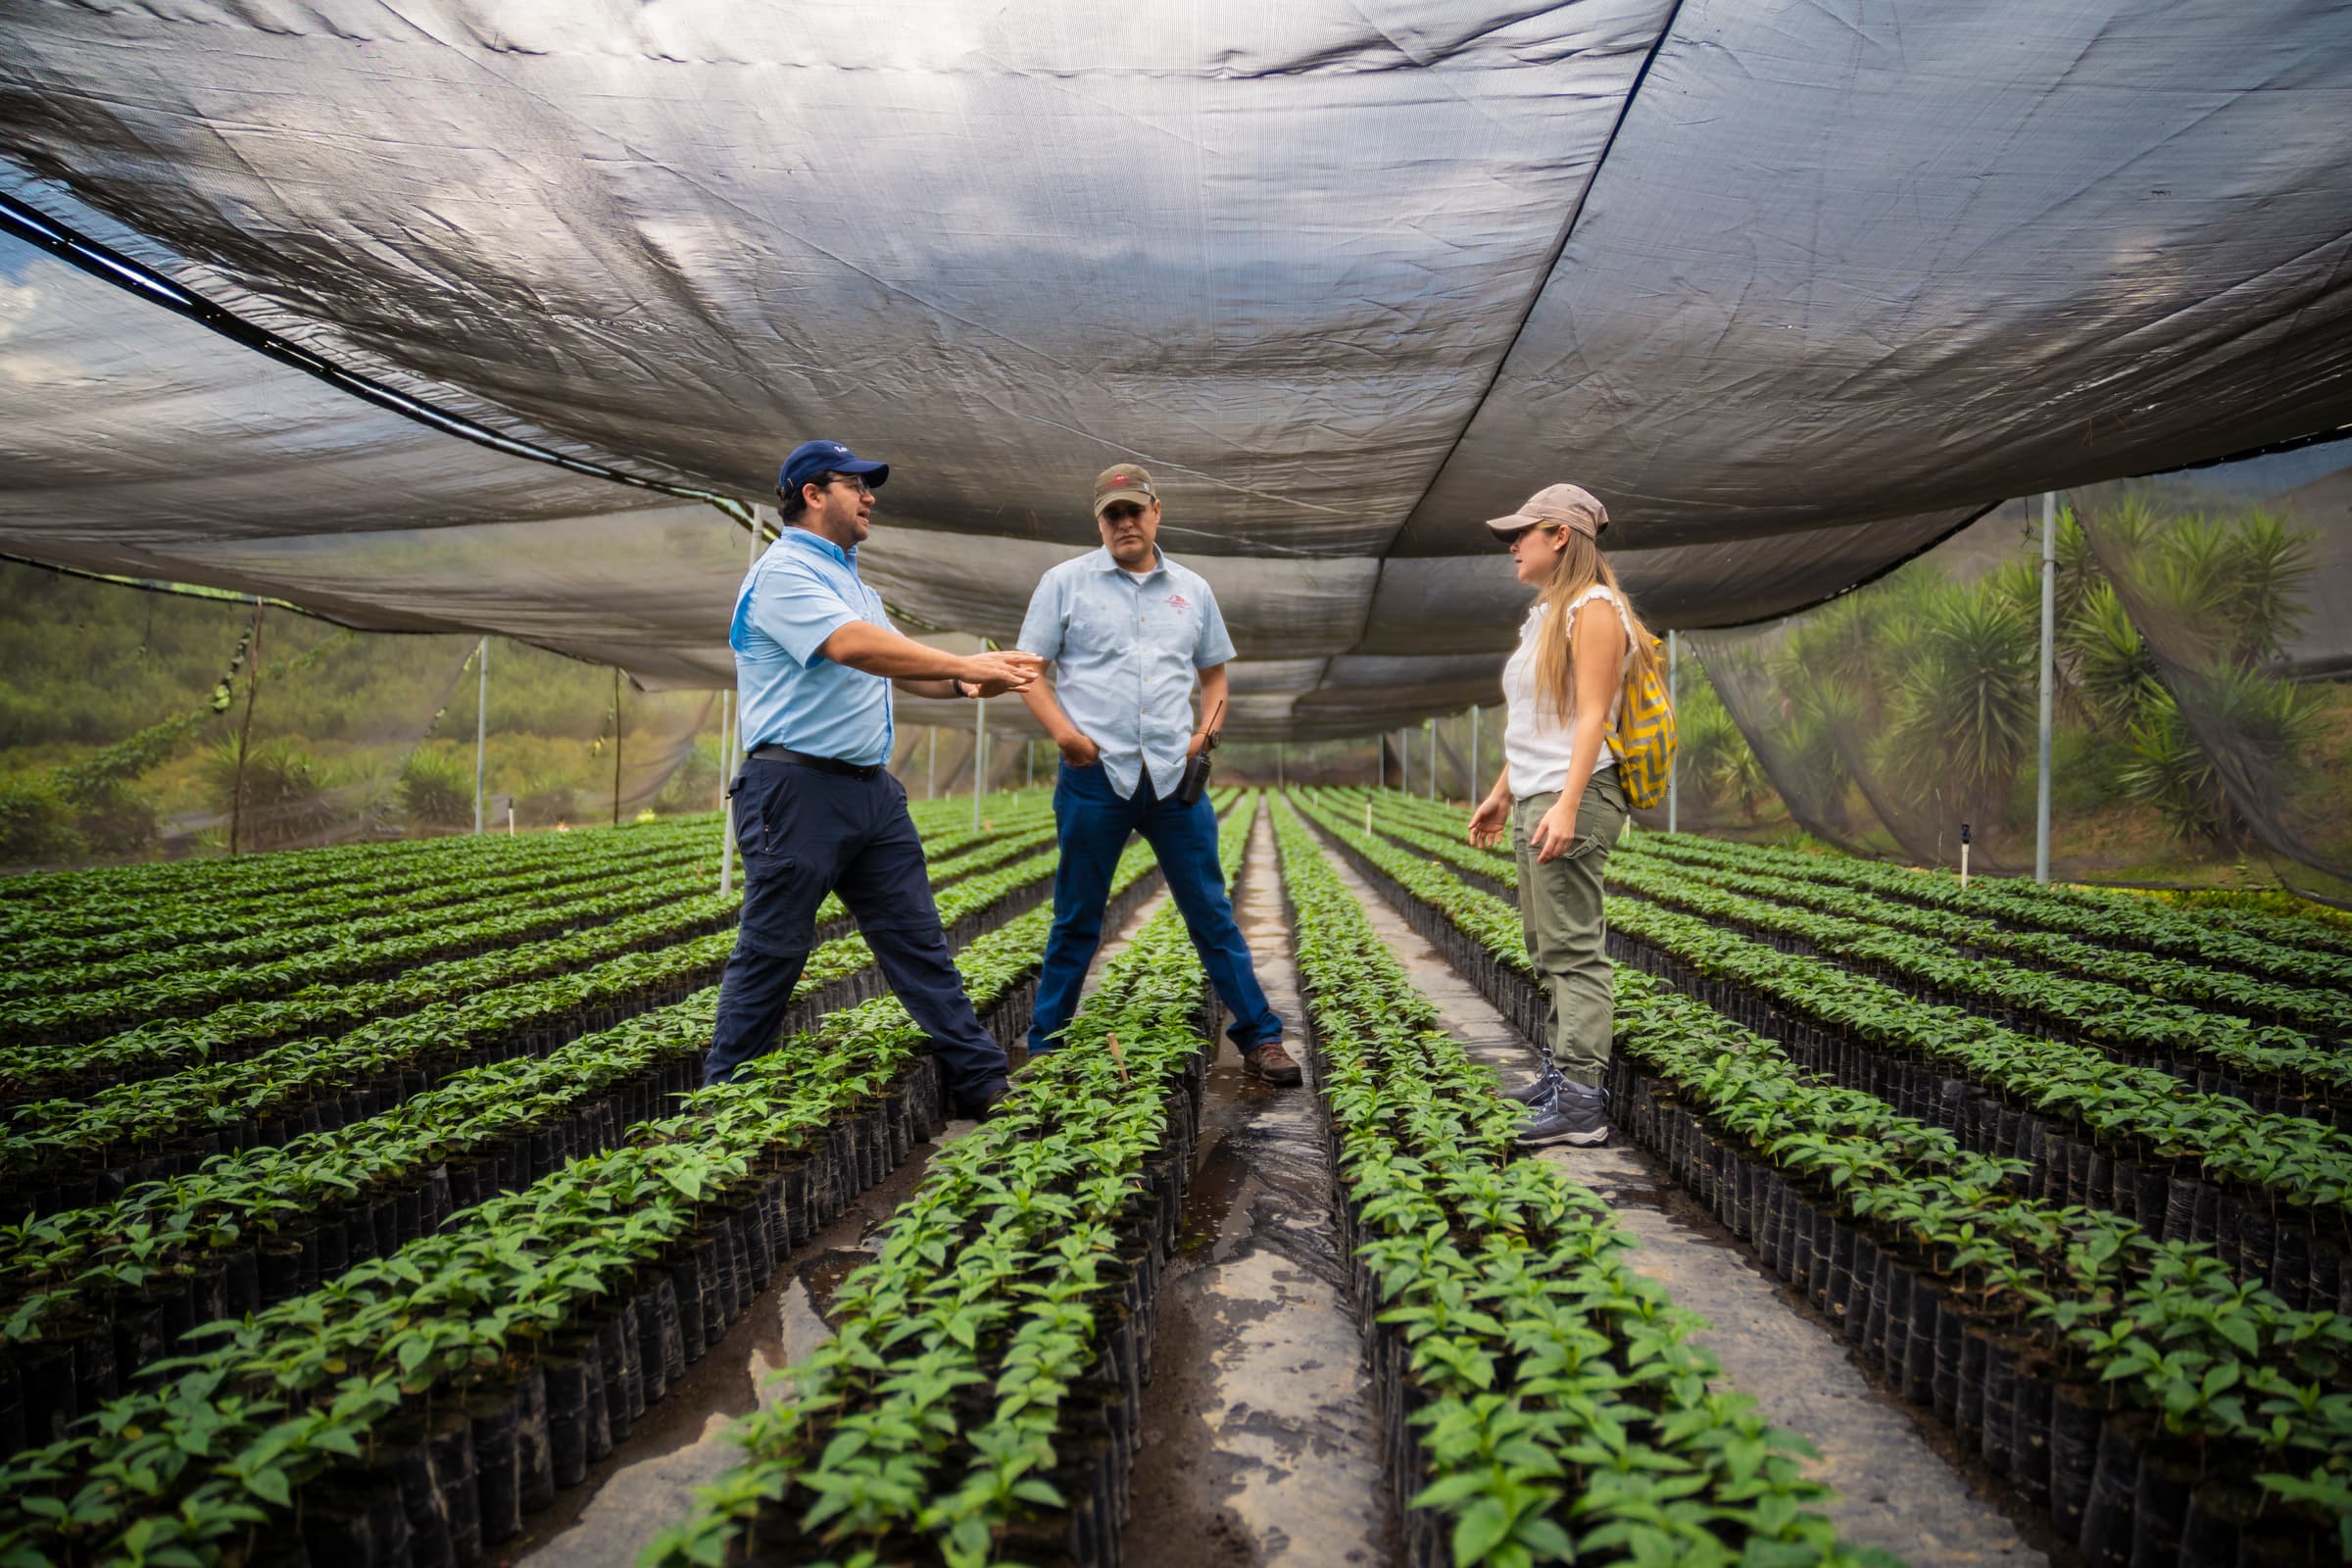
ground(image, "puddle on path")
xmin=1125 ymin=808 xmax=1389 ymax=1568
xmin=502 ymin=889 xmax=1172 ymax=1568
xmin=1310 ymin=832 xmax=2046 ymax=1568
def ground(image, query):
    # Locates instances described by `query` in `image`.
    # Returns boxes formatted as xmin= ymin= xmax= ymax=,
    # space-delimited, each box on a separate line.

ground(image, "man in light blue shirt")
xmin=1015 ymin=465 xmax=1298 ymax=1085
xmin=708 ymin=438 xmax=1044 ymax=1114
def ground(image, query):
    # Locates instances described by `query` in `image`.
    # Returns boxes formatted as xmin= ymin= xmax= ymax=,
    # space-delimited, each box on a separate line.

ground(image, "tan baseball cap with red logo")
xmin=1484 ymin=482 xmax=1609 ymax=539
xmin=1093 ymin=464 xmax=1158 ymax=515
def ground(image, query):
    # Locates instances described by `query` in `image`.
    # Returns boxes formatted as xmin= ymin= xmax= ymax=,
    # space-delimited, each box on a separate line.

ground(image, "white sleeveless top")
xmin=1499 ymin=584 xmax=1634 ymax=800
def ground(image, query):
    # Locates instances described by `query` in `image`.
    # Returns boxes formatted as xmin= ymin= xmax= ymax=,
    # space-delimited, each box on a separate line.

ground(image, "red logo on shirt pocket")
xmin=1166 ymin=594 xmax=1189 ymax=610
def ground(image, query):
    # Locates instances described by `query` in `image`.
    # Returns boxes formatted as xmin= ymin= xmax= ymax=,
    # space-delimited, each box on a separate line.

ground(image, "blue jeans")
xmin=1027 ymin=761 xmax=1282 ymax=1055
xmin=706 ymin=759 xmax=1009 ymax=1101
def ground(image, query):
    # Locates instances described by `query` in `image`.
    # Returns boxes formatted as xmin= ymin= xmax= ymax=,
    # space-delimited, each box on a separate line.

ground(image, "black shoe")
xmin=1503 ymin=1063 xmax=1564 ymax=1106
xmin=1515 ymin=1080 xmax=1610 ymax=1148
xmin=951 ymin=1083 xmax=1011 ymax=1121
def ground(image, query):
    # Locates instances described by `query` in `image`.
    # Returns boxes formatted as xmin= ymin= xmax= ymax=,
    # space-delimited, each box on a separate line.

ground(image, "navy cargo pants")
xmin=704 ymin=758 xmax=1010 ymax=1102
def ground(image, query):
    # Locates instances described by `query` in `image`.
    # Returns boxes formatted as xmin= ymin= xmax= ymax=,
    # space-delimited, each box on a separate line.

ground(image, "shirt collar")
xmin=1090 ymin=544 xmax=1166 ymax=579
xmin=780 ymin=524 xmax=858 ymax=572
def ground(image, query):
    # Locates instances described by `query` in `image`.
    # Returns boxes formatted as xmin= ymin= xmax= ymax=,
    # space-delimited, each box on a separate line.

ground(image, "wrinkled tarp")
xmin=2 ymin=1 xmax=2349 ymax=738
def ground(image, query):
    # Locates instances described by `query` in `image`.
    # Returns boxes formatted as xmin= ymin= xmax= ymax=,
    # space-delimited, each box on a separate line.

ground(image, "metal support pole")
xmin=722 ymin=514 xmax=759 ymax=895
xmin=2036 ymin=492 xmax=2057 ymax=883
xmin=1427 ymin=718 xmax=1436 ymax=801
xmin=1399 ymin=725 xmax=1408 ymax=798
xmin=717 ymin=690 xmax=734 ymax=898
xmin=229 ymin=599 xmax=265 ymax=857
xmin=1469 ymin=705 xmax=1480 ymax=800
xmin=972 ymin=695 xmax=985 ymax=830
xmin=612 ymin=666 xmax=624 ymax=827
xmin=1027 ymin=738 xmax=1034 ymax=790
xmin=1277 ymin=741 xmax=1285 ymax=791
xmin=473 ymin=636 xmax=488 ymax=834
xmin=1666 ymin=631 xmax=1679 ymax=835
xmin=928 ymin=729 xmax=937 ymax=799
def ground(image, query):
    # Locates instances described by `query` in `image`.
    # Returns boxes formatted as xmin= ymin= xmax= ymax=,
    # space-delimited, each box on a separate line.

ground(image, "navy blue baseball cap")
xmin=779 ymin=439 xmax=889 ymax=497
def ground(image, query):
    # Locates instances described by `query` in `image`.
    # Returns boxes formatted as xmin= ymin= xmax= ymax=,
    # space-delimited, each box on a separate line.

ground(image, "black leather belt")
xmin=747 ymin=745 xmax=884 ymax=779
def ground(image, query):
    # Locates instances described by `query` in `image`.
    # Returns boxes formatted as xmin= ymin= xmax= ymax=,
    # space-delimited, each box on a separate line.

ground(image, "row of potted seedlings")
xmin=1347 ymin=787 xmax=2351 ymax=1061
xmin=0 ymin=840 xmax=1171 ymax=1452
xmin=0 ymin=1012 xmax=935 ymax=1566
xmin=1268 ymin=798 xmax=1890 ymax=1568
xmin=0 ymin=784 xmax=1007 ymax=926
xmin=1603 ymin=850 xmax=2352 ymax=1114
xmin=6 ymin=836 xmax=724 ymax=1002
xmin=1 ymin=807 xmax=1055 ymax=1108
xmin=0 ymin=834 xmax=1082 ymax=1222
xmin=1295 ymin=792 xmax=2350 ymax=1563
xmin=0 ymin=809 xmax=724 ymax=931
xmin=1591 ymin=896 xmax=2352 ymax=1316
xmin=1316 ymin=793 xmax=2352 ymax=1316
xmin=0 ymin=837 xmax=1168 ymax=1426
xmin=1602 ymin=959 xmax=2351 ymax=1566
xmin=6 ymin=862 xmax=739 ymax=1048
xmin=645 ymin=797 xmax=1253 ymax=1568
xmin=1623 ymin=826 xmax=2352 ymax=991
xmin=7 ymin=818 xmax=723 ymax=969
xmin=0 ymin=811 xmax=1108 ymax=1568
xmin=1621 ymin=836 xmax=2351 ymax=1042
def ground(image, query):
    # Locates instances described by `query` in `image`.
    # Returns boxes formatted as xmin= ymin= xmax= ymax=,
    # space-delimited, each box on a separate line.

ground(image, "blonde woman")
xmin=1466 ymin=484 xmax=1662 ymax=1148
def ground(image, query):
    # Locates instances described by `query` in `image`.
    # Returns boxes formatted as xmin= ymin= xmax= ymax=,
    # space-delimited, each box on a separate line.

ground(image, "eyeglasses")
xmin=1101 ymin=503 xmax=1150 ymax=523
xmin=825 ymin=474 xmax=874 ymax=498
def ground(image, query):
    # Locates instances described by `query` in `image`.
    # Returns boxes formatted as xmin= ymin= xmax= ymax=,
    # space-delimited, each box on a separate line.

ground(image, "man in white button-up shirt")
xmin=1014 ymin=465 xmax=1299 ymax=1085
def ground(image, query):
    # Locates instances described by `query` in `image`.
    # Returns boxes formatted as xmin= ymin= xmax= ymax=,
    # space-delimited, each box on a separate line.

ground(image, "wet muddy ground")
xmin=1310 ymin=835 xmax=2050 ymax=1568
xmin=1122 ymin=809 xmax=1389 ymax=1568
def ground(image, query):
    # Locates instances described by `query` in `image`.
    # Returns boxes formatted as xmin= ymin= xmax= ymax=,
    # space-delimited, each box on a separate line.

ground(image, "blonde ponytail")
xmin=1528 ymin=531 xmax=1661 ymax=727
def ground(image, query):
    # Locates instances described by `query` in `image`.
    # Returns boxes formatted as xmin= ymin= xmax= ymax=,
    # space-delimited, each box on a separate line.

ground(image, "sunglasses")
xmin=1101 ymin=503 xmax=1150 ymax=523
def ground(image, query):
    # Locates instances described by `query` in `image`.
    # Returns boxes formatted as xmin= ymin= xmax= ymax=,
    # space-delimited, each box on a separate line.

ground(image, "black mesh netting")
xmin=1687 ymin=436 xmax=2352 ymax=898
xmin=0 ymin=562 xmax=719 ymax=868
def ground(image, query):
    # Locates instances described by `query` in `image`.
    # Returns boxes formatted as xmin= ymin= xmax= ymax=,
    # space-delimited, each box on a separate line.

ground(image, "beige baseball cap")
xmin=1093 ymin=464 xmax=1158 ymax=515
xmin=1484 ymin=482 xmax=1608 ymax=539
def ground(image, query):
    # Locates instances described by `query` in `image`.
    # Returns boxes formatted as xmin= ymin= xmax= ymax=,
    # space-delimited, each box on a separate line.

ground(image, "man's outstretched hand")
xmin=957 ymin=651 xmax=1046 ymax=697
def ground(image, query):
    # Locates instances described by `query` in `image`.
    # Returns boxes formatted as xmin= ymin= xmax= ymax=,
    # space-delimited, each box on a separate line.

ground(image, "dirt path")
xmin=1311 ymin=836 xmax=2047 ymax=1568
xmin=1123 ymin=807 xmax=1389 ymax=1568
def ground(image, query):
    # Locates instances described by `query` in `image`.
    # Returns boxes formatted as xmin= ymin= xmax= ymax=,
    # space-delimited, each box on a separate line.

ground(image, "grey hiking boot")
xmin=1515 ymin=1079 xmax=1610 ymax=1149
xmin=1503 ymin=1062 xmax=1565 ymax=1106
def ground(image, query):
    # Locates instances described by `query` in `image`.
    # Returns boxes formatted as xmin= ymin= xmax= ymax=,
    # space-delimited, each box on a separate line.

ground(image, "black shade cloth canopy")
xmin=2 ymin=0 xmax=2347 ymax=738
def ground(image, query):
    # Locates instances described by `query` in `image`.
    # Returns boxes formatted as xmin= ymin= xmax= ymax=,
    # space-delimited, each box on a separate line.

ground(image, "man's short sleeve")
xmin=1016 ymin=569 xmax=1066 ymax=662
xmin=749 ymin=559 xmax=862 ymax=668
xmin=1192 ymin=577 xmax=1238 ymax=669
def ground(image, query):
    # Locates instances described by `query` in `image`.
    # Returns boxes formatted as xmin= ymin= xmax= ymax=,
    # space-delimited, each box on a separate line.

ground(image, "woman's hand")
xmin=1467 ymin=792 xmax=1510 ymax=850
xmin=1529 ymin=797 xmax=1581 ymax=863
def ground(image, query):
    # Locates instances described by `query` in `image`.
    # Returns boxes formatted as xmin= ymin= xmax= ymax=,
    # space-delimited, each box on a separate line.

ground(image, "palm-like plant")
xmin=1883 ymin=580 xmax=2037 ymax=826
xmin=2059 ymin=581 xmax=2161 ymax=730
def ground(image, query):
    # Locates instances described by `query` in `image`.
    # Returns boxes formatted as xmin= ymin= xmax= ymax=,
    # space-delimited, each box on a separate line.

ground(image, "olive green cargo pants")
xmin=1510 ymin=771 xmax=1630 ymax=1088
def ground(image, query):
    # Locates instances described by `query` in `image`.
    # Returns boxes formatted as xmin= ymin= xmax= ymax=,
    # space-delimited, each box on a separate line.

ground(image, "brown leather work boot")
xmin=1241 ymin=1040 xmax=1304 ymax=1087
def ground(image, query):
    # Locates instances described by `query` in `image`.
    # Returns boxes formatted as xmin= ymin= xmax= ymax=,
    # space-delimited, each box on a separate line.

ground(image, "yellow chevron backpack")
xmin=1607 ymin=635 xmax=1678 ymax=809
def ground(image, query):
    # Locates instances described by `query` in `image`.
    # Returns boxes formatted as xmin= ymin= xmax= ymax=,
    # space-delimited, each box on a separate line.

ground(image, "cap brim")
xmin=1484 ymin=512 xmax=1539 ymax=535
xmin=1094 ymin=488 xmax=1154 ymax=515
